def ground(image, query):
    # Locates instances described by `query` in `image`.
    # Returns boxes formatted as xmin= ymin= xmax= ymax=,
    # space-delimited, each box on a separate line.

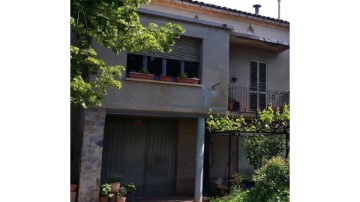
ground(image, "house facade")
xmin=71 ymin=1 xmax=289 ymax=201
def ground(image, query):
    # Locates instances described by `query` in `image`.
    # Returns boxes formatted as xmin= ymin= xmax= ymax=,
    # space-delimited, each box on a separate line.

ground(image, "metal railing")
xmin=228 ymin=85 xmax=289 ymax=112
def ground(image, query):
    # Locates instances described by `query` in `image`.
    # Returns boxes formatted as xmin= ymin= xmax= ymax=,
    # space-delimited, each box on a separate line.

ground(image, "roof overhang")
xmin=137 ymin=8 xmax=234 ymax=30
xmin=230 ymin=31 xmax=289 ymax=52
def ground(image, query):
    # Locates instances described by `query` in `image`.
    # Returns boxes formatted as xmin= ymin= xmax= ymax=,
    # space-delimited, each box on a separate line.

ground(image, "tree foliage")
xmin=71 ymin=0 xmax=185 ymax=108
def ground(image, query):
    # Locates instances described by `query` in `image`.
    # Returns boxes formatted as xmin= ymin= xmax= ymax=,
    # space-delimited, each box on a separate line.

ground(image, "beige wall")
xmin=96 ymin=13 xmax=231 ymax=116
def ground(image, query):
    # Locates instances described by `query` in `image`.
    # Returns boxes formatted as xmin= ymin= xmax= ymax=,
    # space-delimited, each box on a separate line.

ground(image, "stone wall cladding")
xmin=78 ymin=108 xmax=106 ymax=202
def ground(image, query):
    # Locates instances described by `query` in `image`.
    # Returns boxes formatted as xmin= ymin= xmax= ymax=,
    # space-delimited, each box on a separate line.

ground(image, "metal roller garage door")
xmin=101 ymin=116 xmax=177 ymax=196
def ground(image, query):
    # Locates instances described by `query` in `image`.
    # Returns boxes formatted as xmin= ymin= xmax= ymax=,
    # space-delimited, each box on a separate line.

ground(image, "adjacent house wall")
xmin=229 ymin=44 xmax=290 ymax=90
xmin=96 ymin=13 xmax=231 ymax=116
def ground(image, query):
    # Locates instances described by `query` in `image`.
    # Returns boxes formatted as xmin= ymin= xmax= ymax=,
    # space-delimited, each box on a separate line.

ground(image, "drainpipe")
xmin=253 ymin=4 xmax=261 ymax=15
xmin=195 ymin=118 xmax=205 ymax=202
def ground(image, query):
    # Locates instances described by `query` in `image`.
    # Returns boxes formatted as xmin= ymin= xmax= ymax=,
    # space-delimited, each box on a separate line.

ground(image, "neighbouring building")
xmin=71 ymin=0 xmax=289 ymax=201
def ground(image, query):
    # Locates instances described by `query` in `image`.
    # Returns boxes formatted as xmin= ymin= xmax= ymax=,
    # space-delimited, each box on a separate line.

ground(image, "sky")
xmin=199 ymin=0 xmax=290 ymax=21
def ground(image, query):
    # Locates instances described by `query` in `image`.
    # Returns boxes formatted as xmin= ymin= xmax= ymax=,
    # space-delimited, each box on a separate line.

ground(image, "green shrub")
xmin=243 ymin=134 xmax=286 ymax=169
xmin=211 ymin=187 xmax=248 ymax=202
xmin=247 ymin=156 xmax=290 ymax=202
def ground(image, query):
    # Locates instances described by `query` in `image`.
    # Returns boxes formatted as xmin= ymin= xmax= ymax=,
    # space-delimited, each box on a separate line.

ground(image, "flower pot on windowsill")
xmin=160 ymin=75 xmax=173 ymax=82
xmin=129 ymin=72 xmax=154 ymax=80
xmin=176 ymin=77 xmax=200 ymax=84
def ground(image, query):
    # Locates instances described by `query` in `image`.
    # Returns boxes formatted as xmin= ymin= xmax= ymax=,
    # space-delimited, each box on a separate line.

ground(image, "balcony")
xmin=228 ymin=85 xmax=289 ymax=117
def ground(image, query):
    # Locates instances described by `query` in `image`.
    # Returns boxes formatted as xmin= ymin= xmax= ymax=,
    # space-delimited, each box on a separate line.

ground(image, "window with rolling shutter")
xmin=126 ymin=36 xmax=201 ymax=80
xmin=144 ymin=37 xmax=201 ymax=62
xmin=249 ymin=61 xmax=267 ymax=112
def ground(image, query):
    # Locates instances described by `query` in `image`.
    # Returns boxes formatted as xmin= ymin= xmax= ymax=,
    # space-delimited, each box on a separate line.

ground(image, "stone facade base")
xmin=77 ymin=108 xmax=106 ymax=202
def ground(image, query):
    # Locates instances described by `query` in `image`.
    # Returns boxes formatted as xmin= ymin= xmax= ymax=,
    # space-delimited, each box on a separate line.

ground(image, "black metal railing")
xmin=228 ymin=85 xmax=289 ymax=112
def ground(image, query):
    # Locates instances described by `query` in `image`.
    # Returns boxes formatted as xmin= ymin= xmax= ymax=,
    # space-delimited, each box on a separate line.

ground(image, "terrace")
xmin=228 ymin=84 xmax=289 ymax=117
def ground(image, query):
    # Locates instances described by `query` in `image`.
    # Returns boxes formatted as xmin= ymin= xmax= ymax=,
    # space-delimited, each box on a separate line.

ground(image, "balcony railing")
xmin=228 ymin=85 xmax=289 ymax=113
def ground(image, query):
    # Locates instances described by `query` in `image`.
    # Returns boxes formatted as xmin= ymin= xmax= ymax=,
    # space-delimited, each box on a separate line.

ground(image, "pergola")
xmin=203 ymin=126 xmax=290 ymax=194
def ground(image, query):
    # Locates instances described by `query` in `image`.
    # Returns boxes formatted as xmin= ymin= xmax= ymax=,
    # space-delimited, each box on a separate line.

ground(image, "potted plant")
xmin=123 ymin=182 xmax=136 ymax=202
xmin=117 ymin=186 xmax=127 ymax=202
xmin=100 ymin=184 xmax=114 ymax=202
xmin=159 ymin=75 xmax=173 ymax=82
xmin=71 ymin=179 xmax=78 ymax=192
xmin=176 ymin=72 xmax=200 ymax=84
xmin=108 ymin=174 xmax=122 ymax=193
xmin=71 ymin=179 xmax=78 ymax=202
xmin=129 ymin=68 xmax=154 ymax=80
xmin=228 ymin=98 xmax=235 ymax=111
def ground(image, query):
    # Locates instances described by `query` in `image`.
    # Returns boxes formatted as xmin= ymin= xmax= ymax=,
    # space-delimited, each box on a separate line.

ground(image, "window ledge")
xmin=125 ymin=78 xmax=202 ymax=87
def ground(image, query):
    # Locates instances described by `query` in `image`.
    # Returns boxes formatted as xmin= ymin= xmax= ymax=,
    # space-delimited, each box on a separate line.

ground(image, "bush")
xmin=242 ymin=134 xmax=286 ymax=170
xmin=247 ymin=156 xmax=290 ymax=202
xmin=211 ymin=187 xmax=248 ymax=202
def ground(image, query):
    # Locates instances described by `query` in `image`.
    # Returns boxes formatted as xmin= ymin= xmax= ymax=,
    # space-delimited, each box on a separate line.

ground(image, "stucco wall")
xmin=141 ymin=3 xmax=289 ymax=42
xmin=229 ymin=44 xmax=289 ymax=90
xmin=176 ymin=118 xmax=197 ymax=195
xmin=96 ymin=13 xmax=230 ymax=115
xmin=209 ymin=136 xmax=238 ymax=181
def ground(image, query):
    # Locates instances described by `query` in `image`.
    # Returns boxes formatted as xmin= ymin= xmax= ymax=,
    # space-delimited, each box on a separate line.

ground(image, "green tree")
xmin=71 ymin=0 xmax=185 ymax=108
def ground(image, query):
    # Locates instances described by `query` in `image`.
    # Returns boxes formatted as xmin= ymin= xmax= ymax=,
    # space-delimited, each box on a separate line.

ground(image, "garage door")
xmin=101 ymin=116 xmax=177 ymax=196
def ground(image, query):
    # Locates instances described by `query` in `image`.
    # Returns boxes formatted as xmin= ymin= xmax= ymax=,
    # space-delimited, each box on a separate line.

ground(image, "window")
xmin=166 ymin=59 xmax=181 ymax=77
xmin=147 ymin=56 xmax=162 ymax=76
xmin=126 ymin=54 xmax=143 ymax=73
xmin=184 ymin=61 xmax=199 ymax=78
xmin=249 ymin=61 xmax=267 ymax=111
xmin=126 ymin=36 xmax=201 ymax=80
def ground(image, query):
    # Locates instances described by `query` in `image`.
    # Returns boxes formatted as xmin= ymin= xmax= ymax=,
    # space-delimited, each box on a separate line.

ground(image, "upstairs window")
xmin=249 ymin=61 xmax=267 ymax=111
xmin=126 ymin=36 xmax=201 ymax=80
